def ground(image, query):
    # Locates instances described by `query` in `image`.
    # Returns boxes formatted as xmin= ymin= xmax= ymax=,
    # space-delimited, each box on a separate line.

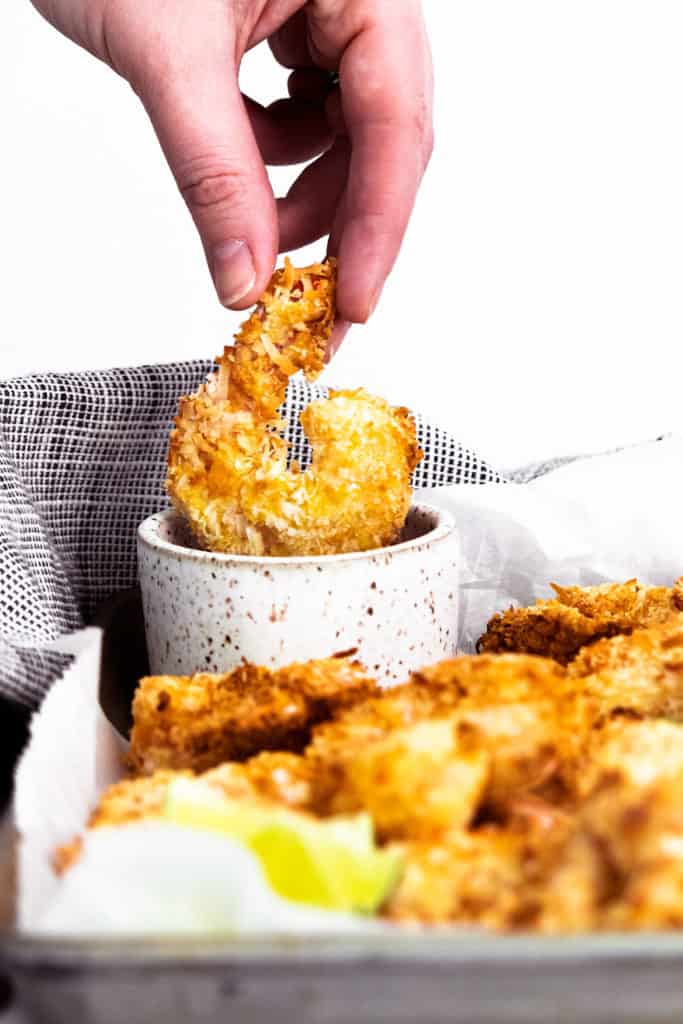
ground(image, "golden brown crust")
xmin=536 ymin=773 xmax=683 ymax=931
xmin=478 ymin=578 xmax=683 ymax=664
xmin=128 ymin=656 xmax=378 ymax=776
xmin=227 ymin=751 xmax=314 ymax=809
xmin=568 ymin=613 xmax=683 ymax=719
xmin=567 ymin=716 xmax=683 ymax=799
xmin=334 ymin=719 xmax=490 ymax=840
xmin=54 ymin=752 xmax=316 ymax=873
xmin=166 ymin=258 xmax=422 ymax=555
xmin=385 ymin=817 xmax=574 ymax=929
xmin=55 ymin=588 xmax=683 ymax=932
xmin=52 ymin=771 xmax=187 ymax=874
xmin=306 ymin=654 xmax=591 ymax=823
xmin=221 ymin=258 xmax=335 ymax=421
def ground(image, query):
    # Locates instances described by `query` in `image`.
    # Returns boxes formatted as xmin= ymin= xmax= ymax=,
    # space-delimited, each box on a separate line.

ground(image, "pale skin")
xmin=31 ymin=0 xmax=434 ymax=354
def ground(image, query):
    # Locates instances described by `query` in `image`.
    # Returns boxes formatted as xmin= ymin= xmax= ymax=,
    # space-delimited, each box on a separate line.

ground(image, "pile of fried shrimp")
xmin=56 ymin=575 xmax=683 ymax=934
xmin=167 ymin=258 xmax=422 ymax=557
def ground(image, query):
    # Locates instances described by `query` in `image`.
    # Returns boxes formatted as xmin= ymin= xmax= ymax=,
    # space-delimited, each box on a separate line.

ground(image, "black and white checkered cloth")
xmin=0 ymin=362 xmax=507 ymax=707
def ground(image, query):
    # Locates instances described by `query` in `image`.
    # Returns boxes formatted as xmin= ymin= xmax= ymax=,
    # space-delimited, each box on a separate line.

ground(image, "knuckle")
xmin=180 ymin=167 xmax=246 ymax=212
xmin=119 ymin=34 xmax=183 ymax=103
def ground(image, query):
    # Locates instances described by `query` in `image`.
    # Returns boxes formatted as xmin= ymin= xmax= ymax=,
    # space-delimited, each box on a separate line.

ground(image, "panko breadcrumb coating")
xmin=53 ymin=753 xmax=314 ymax=874
xmin=306 ymin=654 xmax=591 ymax=821
xmin=166 ymin=258 xmax=422 ymax=556
xmin=386 ymin=817 xmax=572 ymax=929
xmin=57 ymin=580 xmax=683 ymax=933
xmin=478 ymin=578 xmax=683 ymax=664
xmin=128 ymin=656 xmax=377 ymax=775
xmin=568 ymin=716 xmax=683 ymax=799
xmin=105 ymin=754 xmax=312 ymax=828
xmin=538 ymin=773 xmax=683 ymax=932
xmin=568 ymin=613 xmax=683 ymax=719
xmin=336 ymin=718 xmax=491 ymax=840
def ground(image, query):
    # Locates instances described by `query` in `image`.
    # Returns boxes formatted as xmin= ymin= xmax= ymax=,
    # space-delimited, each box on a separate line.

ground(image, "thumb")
xmin=137 ymin=49 xmax=278 ymax=309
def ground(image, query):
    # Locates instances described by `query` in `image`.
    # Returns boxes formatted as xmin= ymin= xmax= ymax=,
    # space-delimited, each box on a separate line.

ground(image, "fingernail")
xmin=212 ymin=239 xmax=256 ymax=307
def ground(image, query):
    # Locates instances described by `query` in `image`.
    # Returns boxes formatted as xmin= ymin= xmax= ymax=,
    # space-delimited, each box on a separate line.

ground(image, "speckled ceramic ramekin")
xmin=137 ymin=504 xmax=459 ymax=685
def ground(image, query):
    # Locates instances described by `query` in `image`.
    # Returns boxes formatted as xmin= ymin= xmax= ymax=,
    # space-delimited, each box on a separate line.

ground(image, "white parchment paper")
xmin=420 ymin=435 xmax=683 ymax=651
xmin=13 ymin=631 xmax=378 ymax=936
xmin=13 ymin=628 xmax=126 ymax=930
xmin=14 ymin=435 xmax=683 ymax=934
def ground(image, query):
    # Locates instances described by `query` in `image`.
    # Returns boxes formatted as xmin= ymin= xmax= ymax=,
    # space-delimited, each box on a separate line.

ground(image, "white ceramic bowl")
xmin=137 ymin=504 xmax=459 ymax=684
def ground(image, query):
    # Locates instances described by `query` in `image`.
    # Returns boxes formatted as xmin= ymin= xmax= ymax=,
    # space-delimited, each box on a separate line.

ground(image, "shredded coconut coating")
xmin=385 ymin=821 xmax=571 ymax=929
xmin=53 ymin=596 xmax=683 ymax=930
xmin=52 ymin=754 xmax=315 ymax=874
xmin=166 ymin=257 xmax=422 ymax=555
xmin=306 ymin=654 xmax=589 ymax=825
xmin=127 ymin=655 xmax=378 ymax=775
xmin=478 ymin=577 xmax=683 ymax=664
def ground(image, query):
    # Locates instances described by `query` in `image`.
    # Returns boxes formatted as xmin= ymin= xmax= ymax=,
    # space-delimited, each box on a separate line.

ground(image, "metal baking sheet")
xmin=3 ymin=591 xmax=683 ymax=1022
xmin=4 ymin=932 xmax=683 ymax=1024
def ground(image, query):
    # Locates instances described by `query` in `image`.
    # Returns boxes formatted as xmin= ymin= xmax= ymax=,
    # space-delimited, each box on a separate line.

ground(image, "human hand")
xmin=31 ymin=0 xmax=433 ymax=350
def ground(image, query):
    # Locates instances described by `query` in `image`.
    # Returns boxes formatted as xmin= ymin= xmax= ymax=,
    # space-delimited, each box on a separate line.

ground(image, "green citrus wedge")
xmin=164 ymin=778 xmax=402 ymax=913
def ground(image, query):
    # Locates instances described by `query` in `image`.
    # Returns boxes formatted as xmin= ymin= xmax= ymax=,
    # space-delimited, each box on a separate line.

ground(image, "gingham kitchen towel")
xmin=0 ymin=362 xmax=506 ymax=706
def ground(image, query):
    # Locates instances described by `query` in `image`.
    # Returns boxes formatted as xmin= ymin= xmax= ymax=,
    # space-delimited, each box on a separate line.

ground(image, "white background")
xmin=1 ymin=1 xmax=682 ymax=470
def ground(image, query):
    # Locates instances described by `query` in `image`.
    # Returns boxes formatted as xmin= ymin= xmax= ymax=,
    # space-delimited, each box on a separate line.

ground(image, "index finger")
xmin=311 ymin=2 xmax=434 ymax=323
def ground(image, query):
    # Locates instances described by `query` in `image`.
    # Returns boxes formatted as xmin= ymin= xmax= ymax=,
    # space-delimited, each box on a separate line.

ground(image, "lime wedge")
xmin=164 ymin=779 xmax=402 ymax=913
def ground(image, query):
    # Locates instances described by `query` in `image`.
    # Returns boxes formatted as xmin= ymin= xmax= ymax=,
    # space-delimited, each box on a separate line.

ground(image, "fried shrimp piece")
xmin=567 ymin=716 xmax=683 ymax=799
xmin=539 ymin=773 xmax=683 ymax=931
xmin=307 ymin=654 xmax=590 ymax=828
xmin=417 ymin=658 xmax=580 ymax=803
xmin=90 ymin=771 xmax=190 ymax=828
xmin=568 ymin=614 xmax=683 ymax=720
xmin=535 ymin=830 xmax=615 ymax=934
xmin=386 ymin=766 xmax=683 ymax=931
xmin=410 ymin=652 xmax=573 ymax=704
xmin=128 ymin=656 xmax=378 ymax=776
xmin=385 ymin=829 xmax=534 ymax=927
xmin=611 ymin=860 xmax=683 ymax=930
xmin=478 ymin=578 xmax=683 ymax=664
xmin=410 ymin=656 xmax=595 ymax=808
xmin=100 ymin=756 xmax=312 ymax=826
xmin=336 ymin=719 xmax=491 ymax=840
xmin=227 ymin=750 xmax=314 ymax=809
xmin=167 ymin=257 xmax=422 ymax=556
xmin=385 ymin=815 xmax=572 ymax=930
xmin=53 ymin=752 xmax=314 ymax=874
xmin=578 ymin=772 xmax=683 ymax=875
xmin=52 ymin=770 xmax=189 ymax=873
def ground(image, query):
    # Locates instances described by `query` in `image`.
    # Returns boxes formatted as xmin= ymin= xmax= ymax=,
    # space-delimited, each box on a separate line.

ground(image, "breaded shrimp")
xmin=539 ymin=773 xmax=683 ymax=931
xmin=567 ymin=716 xmax=683 ymax=799
xmin=53 ymin=753 xmax=314 ymax=874
xmin=56 ymin=612 xmax=683 ymax=929
xmin=306 ymin=654 xmax=589 ymax=827
xmin=167 ymin=258 xmax=422 ymax=556
xmin=335 ymin=718 xmax=491 ymax=840
xmin=568 ymin=614 xmax=683 ymax=720
xmin=128 ymin=655 xmax=378 ymax=776
xmin=386 ymin=817 xmax=572 ymax=929
xmin=478 ymin=578 xmax=683 ymax=664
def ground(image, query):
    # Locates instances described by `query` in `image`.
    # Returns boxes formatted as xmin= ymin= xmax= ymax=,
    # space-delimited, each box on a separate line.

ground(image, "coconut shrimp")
xmin=166 ymin=258 xmax=422 ymax=556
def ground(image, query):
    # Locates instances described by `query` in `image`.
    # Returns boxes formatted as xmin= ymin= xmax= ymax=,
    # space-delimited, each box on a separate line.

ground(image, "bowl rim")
xmin=137 ymin=503 xmax=456 ymax=567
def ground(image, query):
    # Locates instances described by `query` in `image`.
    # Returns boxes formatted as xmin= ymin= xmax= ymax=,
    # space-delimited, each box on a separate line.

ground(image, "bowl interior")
xmin=398 ymin=505 xmax=441 ymax=544
xmin=158 ymin=512 xmax=200 ymax=549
